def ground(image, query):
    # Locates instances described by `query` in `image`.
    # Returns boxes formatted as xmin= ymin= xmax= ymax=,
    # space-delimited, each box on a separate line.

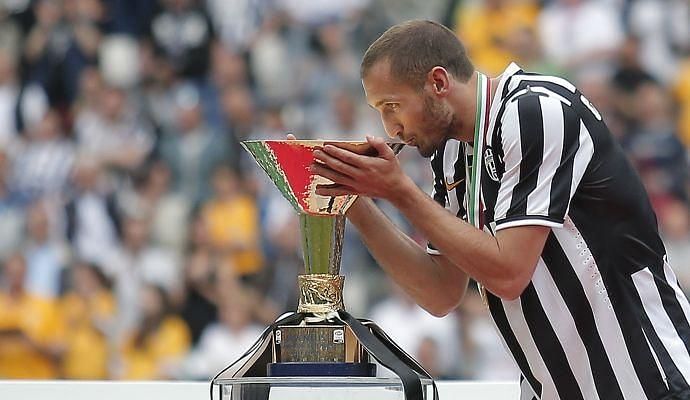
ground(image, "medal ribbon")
xmin=466 ymin=72 xmax=492 ymax=305
xmin=467 ymin=72 xmax=491 ymax=229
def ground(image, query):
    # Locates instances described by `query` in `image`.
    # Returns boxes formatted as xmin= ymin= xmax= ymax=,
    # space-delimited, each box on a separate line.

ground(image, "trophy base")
xmin=211 ymin=311 xmax=436 ymax=400
xmin=267 ymin=362 xmax=376 ymax=377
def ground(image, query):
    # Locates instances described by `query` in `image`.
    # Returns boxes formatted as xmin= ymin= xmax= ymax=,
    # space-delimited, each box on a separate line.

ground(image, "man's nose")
xmin=382 ymin=119 xmax=402 ymax=140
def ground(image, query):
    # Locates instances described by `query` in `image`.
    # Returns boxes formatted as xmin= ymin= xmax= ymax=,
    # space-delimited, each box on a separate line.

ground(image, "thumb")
xmin=366 ymin=135 xmax=394 ymax=159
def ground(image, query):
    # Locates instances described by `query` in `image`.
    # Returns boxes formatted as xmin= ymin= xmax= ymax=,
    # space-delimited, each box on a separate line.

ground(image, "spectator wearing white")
xmin=368 ymin=283 xmax=461 ymax=378
xmin=181 ymin=286 xmax=263 ymax=379
xmin=9 ymin=110 xmax=75 ymax=203
xmin=74 ymin=83 xmax=153 ymax=176
xmin=23 ymin=201 xmax=68 ymax=299
xmin=118 ymin=160 xmax=191 ymax=252
xmin=64 ymin=157 xmax=121 ymax=270
xmin=457 ymin=287 xmax=519 ymax=380
xmin=538 ymin=0 xmax=624 ymax=77
xmin=158 ymin=83 xmax=233 ymax=205
xmin=627 ymin=0 xmax=690 ymax=85
xmin=105 ymin=217 xmax=181 ymax=335
xmin=205 ymin=0 xmax=269 ymax=52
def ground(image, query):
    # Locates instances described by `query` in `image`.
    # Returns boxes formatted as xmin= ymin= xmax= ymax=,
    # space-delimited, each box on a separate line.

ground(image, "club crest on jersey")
xmin=484 ymin=147 xmax=499 ymax=182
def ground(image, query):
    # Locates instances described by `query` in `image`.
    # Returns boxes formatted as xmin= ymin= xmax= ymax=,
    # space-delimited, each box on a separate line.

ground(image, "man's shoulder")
xmin=494 ymin=70 xmax=579 ymax=127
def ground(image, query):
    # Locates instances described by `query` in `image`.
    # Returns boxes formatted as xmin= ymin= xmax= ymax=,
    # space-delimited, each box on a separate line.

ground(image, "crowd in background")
xmin=0 ymin=0 xmax=688 ymax=381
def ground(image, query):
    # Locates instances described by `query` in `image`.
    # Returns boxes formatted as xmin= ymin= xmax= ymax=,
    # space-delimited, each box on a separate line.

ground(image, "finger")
xmin=313 ymin=149 xmax=361 ymax=177
xmin=366 ymin=135 xmax=394 ymax=160
xmin=311 ymin=162 xmax=358 ymax=187
xmin=316 ymin=184 xmax=358 ymax=197
xmin=321 ymin=144 xmax=368 ymax=168
xmin=286 ymin=133 xmax=296 ymax=140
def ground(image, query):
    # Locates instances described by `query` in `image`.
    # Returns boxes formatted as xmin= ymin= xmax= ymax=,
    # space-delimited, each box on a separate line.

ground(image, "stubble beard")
xmin=417 ymin=95 xmax=458 ymax=158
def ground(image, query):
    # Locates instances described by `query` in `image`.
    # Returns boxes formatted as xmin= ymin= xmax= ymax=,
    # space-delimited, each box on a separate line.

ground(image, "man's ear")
xmin=428 ymin=66 xmax=450 ymax=96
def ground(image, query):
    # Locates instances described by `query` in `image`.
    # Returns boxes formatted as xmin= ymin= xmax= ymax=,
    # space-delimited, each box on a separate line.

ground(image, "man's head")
xmin=361 ymin=20 xmax=475 ymax=157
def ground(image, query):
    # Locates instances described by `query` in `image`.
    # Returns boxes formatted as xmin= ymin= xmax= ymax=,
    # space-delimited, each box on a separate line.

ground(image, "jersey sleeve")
xmin=494 ymin=90 xmax=594 ymax=231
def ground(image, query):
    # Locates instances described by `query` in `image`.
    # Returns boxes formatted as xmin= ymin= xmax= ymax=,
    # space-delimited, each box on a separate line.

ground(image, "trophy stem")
xmin=299 ymin=214 xmax=345 ymax=275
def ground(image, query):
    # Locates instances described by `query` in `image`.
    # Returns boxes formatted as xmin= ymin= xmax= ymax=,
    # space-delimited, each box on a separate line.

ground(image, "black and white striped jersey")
xmin=427 ymin=63 xmax=690 ymax=400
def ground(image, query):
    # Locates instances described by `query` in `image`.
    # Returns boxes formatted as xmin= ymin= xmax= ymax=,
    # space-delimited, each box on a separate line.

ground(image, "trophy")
xmin=211 ymin=140 xmax=436 ymax=400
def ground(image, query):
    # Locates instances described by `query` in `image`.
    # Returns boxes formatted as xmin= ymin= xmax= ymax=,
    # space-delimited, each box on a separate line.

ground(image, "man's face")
xmin=363 ymin=60 xmax=457 ymax=158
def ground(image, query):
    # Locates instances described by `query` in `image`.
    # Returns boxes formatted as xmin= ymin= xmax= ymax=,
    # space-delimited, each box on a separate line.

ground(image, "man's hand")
xmin=311 ymin=136 xmax=412 ymax=202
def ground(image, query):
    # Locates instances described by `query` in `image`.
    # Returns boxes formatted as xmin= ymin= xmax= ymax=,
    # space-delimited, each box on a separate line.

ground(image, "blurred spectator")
xmin=626 ymin=0 xmax=690 ymax=85
xmin=177 ymin=235 xmax=218 ymax=345
xmin=205 ymin=0 xmax=269 ymax=52
xmin=71 ymin=66 xmax=104 ymax=117
xmin=209 ymin=44 xmax=249 ymax=92
xmin=138 ymin=46 xmax=179 ymax=134
xmin=0 ymin=147 xmax=24 ymax=260
xmin=623 ymin=83 xmax=688 ymax=204
xmin=9 ymin=109 xmax=75 ymax=203
xmin=311 ymin=88 xmax=379 ymax=140
xmin=117 ymin=284 xmax=190 ymax=379
xmin=23 ymin=201 xmax=68 ymax=298
xmin=453 ymin=0 xmax=539 ymax=76
xmin=74 ymin=83 xmax=154 ymax=174
xmin=415 ymin=336 xmax=446 ymax=379
xmin=673 ymin=60 xmax=690 ymax=148
xmin=23 ymin=0 xmax=103 ymax=106
xmin=59 ymin=262 xmax=115 ymax=379
xmin=65 ymin=157 xmax=122 ymax=269
xmin=100 ymin=0 xmax=158 ymax=37
xmin=260 ymin=208 xmax=301 ymax=313
xmin=181 ymin=284 xmax=263 ymax=379
xmin=119 ymin=160 xmax=191 ymax=251
xmin=0 ymin=48 xmax=21 ymax=143
xmin=0 ymin=5 xmax=22 ymax=60
xmin=203 ymin=45 xmax=251 ymax=133
xmin=201 ymin=165 xmax=264 ymax=280
xmin=509 ymin=25 xmax=563 ymax=77
xmin=371 ymin=0 xmax=450 ymax=26
xmin=611 ymin=36 xmax=656 ymax=131
xmin=301 ymin=20 xmax=362 ymax=112
xmin=219 ymin=84 xmax=257 ymax=147
xmin=576 ymin=69 xmax=624 ymax=139
xmin=0 ymin=253 xmax=65 ymax=378
xmin=148 ymin=0 xmax=213 ymax=79
xmin=456 ymin=286 xmax=518 ymax=380
xmin=105 ymin=216 xmax=180 ymax=334
xmin=538 ymin=0 xmax=624 ymax=76
xmin=99 ymin=34 xmax=141 ymax=89
xmin=368 ymin=283 xmax=461 ymax=378
xmin=159 ymin=83 xmax=233 ymax=205
xmin=276 ymin=0 xmax=369 ymax=26
xmin=248 ymin=14 xmax=301 ymax=106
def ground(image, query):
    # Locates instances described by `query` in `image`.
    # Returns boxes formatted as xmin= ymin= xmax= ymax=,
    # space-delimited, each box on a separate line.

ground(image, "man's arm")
xmin=346 ymin=197 xmax=470 ymax=316
xmin=388 ymin=175 xmax=549 ymax=301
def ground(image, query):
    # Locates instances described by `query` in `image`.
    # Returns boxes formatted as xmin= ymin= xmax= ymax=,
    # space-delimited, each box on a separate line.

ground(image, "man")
xmin=310 ymin=20 xmax=690 ymax=400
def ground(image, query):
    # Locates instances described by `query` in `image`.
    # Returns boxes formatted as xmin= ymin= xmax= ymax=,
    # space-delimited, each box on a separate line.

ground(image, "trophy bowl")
xmin=241 ymin=139 xmax=404 ymax=216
